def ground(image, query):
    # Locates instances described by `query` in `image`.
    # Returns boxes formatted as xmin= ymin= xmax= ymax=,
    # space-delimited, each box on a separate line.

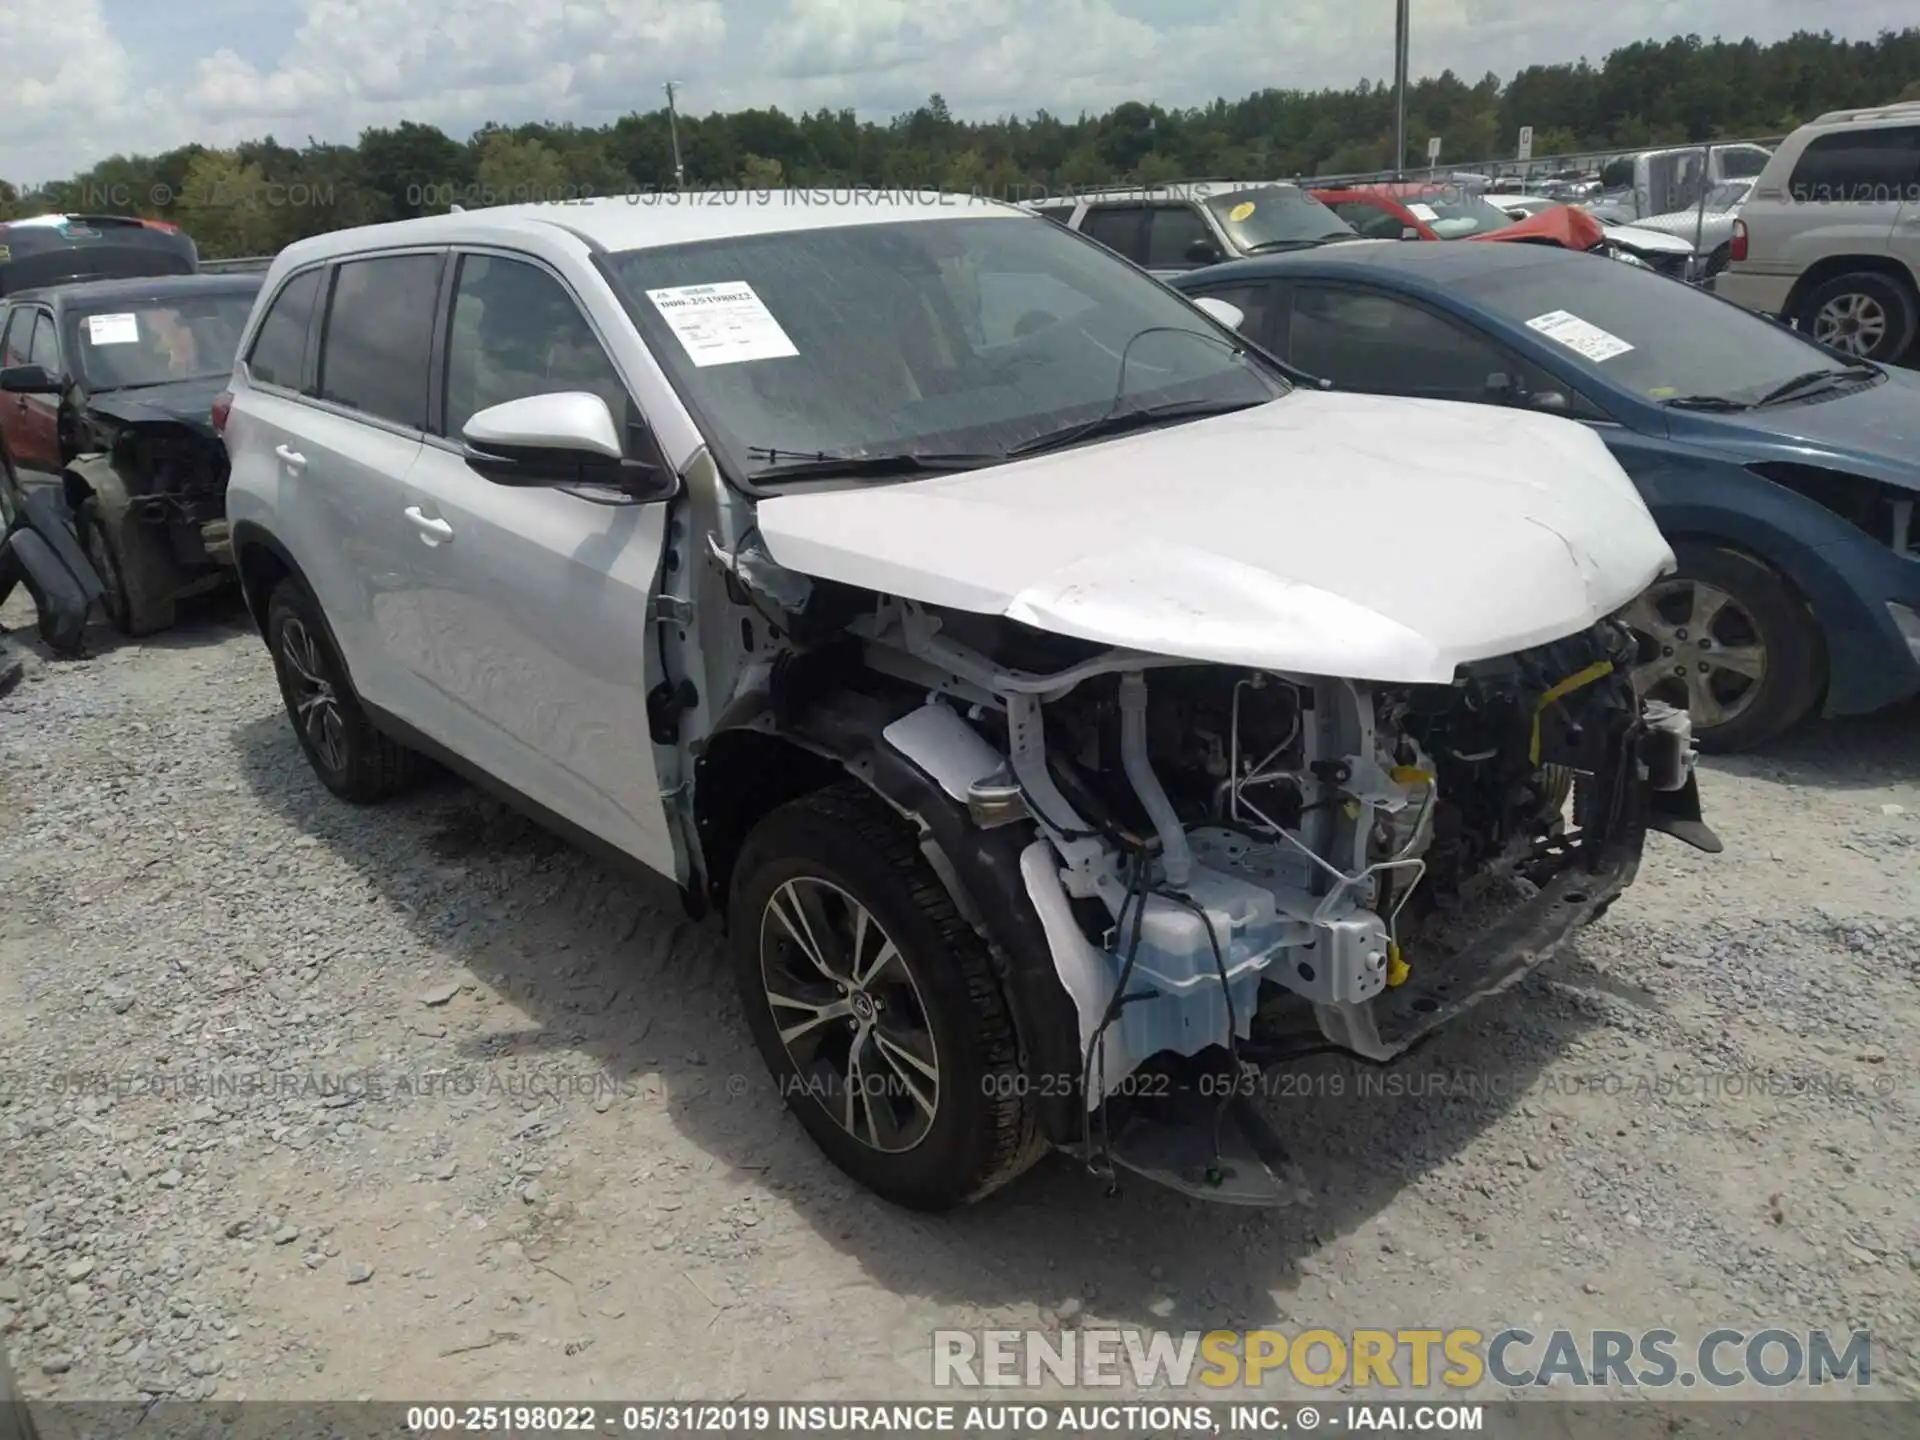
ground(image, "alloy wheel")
xmin=277 ymin=617 xmax=350 ymax=773
xmin=758 ymin=876 xmax=940 ymax=1154
xmin=1813 ymin=292 xmax=1888 ymax=356
xmin=1624 ymin=579 xmax=1767 ymax=730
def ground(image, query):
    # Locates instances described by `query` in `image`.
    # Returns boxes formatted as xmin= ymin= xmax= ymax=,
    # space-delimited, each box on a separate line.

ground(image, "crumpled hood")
xmin=755 ymin=390 xmax=1675 ymax=684
xmin=83 ymin=376 xmax=225 ymax=436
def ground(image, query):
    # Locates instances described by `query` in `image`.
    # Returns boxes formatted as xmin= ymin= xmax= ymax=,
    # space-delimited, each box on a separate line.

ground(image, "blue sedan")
xmin=1172 ymin=242 xmax=1920 ymax=752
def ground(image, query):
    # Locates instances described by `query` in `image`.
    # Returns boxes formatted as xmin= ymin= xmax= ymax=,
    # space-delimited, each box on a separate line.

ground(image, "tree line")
xmin=3 ymin=28 xmax=1917 ymax=259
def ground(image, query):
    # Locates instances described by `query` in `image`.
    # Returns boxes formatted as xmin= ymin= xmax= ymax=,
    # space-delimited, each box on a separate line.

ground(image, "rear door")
xmin=241 ymin=251 xmax=442 ymax=724
xmin=391 ymin=248 xmax=677 ymax=871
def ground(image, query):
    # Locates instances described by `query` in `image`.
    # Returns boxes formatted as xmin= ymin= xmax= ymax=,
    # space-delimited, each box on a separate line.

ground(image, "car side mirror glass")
xmin=1185 ymin=238 xmax=1223 ymax=265
xmin=0 ymin=364 xmax=61 ymax=395
xmin=1529 ymin=390 xmax=1570 ymax=413
xmin=461 ymin=391 xmax=675 ymax=500
xmin=1191 ymin=296 xmax=1245 ymax=331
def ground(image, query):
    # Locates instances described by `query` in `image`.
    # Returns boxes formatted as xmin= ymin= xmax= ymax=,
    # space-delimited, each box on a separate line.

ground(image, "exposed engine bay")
xmin=80 ymin=406 xmax=232 ymax=548
xmin=815 ymin=594 xmax=1714 ymax=1198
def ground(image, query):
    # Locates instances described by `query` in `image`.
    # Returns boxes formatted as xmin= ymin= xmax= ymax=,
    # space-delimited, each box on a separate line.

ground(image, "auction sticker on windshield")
xmin=1526 ymin=309 xmax=1634 ymax=362
xmin=86 ymin=313 xmax=141 ymax=346
xmin=1228 ymin=202 xmax=1256 ymax=222
xmin=646 ymin=281 xmax=799 ymax=367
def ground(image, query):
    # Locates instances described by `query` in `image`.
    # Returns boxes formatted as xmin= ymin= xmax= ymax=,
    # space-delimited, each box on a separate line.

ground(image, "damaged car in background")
xmin=0 ymin=272 xmax=263 ymax=639
xmin=221 ymin=195 xmax=1719 ymax=1211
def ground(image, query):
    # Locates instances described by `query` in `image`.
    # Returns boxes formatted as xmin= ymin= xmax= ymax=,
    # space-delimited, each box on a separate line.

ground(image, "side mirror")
xmin=1528 ymin=390 xmax=1570 ymax=413
xmin=1185 ymin=238 xmax=1224 ymax=265
xmin=1484 ymin=371 xmax=1519 ymax=403
xmin=1400 ymin=226 xmax=1422 ymax=241
xmin=461 ymin=392 xmax=674 ymax=499
xmin=1191 ymin=296 xmax=1245 ymax=331
xmin=0 ymin=364 xmax=61 ymax=395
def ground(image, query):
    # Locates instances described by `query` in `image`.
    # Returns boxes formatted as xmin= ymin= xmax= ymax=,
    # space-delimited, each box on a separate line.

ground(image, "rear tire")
xmin=728 ymin=783 xmax=1042 ymax=1210
xmin=1625 ymin=543 xmax=1823 ymax=754
xmin=1793 ymin=271 xmax=1918 ymax=362
xmin=265 ymin=579 xmax=423 ymax=803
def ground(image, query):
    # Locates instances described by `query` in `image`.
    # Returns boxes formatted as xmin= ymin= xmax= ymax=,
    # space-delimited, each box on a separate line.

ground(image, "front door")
xmin=389 ymin=248 xmax=677 ymax=874
xmin=1 ymin=307 xmax=64 ymax=482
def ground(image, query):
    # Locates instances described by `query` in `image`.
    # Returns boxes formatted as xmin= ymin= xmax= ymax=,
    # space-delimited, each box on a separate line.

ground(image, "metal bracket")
xmin=653 ymin=595 xmax=694 ymax=625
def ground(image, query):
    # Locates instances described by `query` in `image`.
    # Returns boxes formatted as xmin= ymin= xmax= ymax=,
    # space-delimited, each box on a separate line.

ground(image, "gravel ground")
xmin=2 ymin=589 xmax=1918 ymax=1404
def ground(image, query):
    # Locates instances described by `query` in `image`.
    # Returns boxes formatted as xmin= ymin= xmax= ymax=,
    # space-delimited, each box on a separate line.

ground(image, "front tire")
xmin=1794 ymin=271 xmax=1918 ymax=362
xmin=265 ymin=579 xmax=423 ymax=803
xmin=1624 ymin=543 xmax=1823 ymax=753
xmin=81 ymin=508 xmax=175 ymax=637
xmin=728 ymin=783 xmax=1041 ymax=1210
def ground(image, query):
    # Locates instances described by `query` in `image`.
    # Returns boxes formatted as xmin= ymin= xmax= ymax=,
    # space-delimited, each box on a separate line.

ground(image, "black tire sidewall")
xmin=727 ymin=800 xmax=1015 ymax=1209
xmin=1668 ymin=542 xmax=1823 ymax=753
xmin=265 ymin=582 xmax=364 ymax=795
xmin=82 ymin=512 xmax=131 ymax=633
xmin=1796 ymin=272 xmax=1918 ymax=362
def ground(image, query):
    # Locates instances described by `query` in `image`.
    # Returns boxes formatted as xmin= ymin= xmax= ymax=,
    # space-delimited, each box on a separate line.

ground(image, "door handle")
xmin=405 ymin=506 xmax=453 ymax=544
xmin=275 ymin=443 xmax=306 ymax=470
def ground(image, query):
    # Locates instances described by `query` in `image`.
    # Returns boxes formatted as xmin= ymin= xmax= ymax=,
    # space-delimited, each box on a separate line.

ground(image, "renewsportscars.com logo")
xmin=932 ymin=1327 xmax=1872 ymax=1390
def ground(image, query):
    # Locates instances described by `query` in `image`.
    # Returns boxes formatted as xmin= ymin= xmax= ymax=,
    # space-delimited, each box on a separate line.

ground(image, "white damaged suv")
xmin=218 ymin=192 xmax=1717 ymax=1210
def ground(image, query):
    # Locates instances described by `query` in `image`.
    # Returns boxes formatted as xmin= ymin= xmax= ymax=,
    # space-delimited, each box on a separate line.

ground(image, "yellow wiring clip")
xmin=1389 ymin=765 xmax=1434 ymax=786
xmin=1530 ymin=660 xmax=1615 ymax=765
xmin=1386 ymin=941 xmax=1411 ymax=987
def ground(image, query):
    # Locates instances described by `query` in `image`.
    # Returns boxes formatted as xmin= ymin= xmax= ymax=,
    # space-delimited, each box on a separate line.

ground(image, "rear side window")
xmin=1788 ymin=127 xmax=1920 ymax=203
xmin=247 ymin=268 xmax=323 ymax=390
xmin=316 ymin=253 xmax=443 ymax=429
xmin=0 ymin=309 xmax=26 ymax=368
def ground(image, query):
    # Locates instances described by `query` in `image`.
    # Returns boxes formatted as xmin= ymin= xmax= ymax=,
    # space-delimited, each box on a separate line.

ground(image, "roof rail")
xmin=1812 ymin=100 xmax=1920 ymax=123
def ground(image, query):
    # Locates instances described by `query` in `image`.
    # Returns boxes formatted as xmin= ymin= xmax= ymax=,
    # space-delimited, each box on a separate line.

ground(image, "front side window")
xmin=1078 ymin=205 xmax=1149 ymax=263
xmin=605 ymin=214 xmax=1287 ymax=479
xmin=247 ymin=268 xmax=324 ymax=391
xmin=442 ymin=253 xmax=631 ymax=440
xmin=1287 ymin=286 xmax=1508 ymax=396
xmin=1787 ymin=127 xmax=1920 ymax=203
xmin=316 ymin=253 xmax=443 ymax=430
xmin=1141 ymin=204 xmax=1216 ymax=268
xmin=26 ymin=312 xmax=60 ymax=373
xmin=70 ymin=289 xmax=259 ymax=392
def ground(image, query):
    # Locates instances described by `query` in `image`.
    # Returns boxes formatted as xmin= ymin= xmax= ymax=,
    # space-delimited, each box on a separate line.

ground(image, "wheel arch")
xmin=1783 ymin=254 xmax=1920 ymax=319
xmin=228 ymin=519 xmax=365 ymax=691
xmin=694 ymin=703 xmax=1085 ymax=1148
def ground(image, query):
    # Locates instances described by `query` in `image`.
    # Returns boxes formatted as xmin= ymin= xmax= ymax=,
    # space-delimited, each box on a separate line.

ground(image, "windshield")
xmin=1456 ymin=255 xmax=1855 ymax=405
xmin=66 ymin=291 xmax=258 ymax=390
xmin=1205 ymin=187 xmax=1357 ymax=251
xmin=605 ymin=213 xmax=1287 ymax=480
xmin=1402 ymin=190 xmax=1522 ymax=239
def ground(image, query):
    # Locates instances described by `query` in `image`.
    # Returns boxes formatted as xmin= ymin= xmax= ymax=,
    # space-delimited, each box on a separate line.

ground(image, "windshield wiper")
xmin=1753 ymin=364 xmax=1877 ymax=407
xmin=1660 ymin=394 xmax=1751 ymax=412
xmin=743 ymin=445 xmax=999 ymax=482
xmin=1003 ymin=397 xmax=1268 ymax=460
xmin=1242 ymin=236 xmax=1353 ymax=254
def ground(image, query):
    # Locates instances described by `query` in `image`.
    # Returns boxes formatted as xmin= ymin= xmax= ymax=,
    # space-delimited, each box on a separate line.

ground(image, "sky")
xmin=3 ymin=0 xmax=1912 ymax=184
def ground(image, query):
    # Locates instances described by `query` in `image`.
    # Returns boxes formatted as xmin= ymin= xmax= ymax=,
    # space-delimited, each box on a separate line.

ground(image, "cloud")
xmin=2 ymin=0 xmax=1912 ymax=183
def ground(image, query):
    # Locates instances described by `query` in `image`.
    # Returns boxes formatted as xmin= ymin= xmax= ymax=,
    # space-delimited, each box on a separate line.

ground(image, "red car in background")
xmin=1311 ymin=182 xmax=1607 ymax=252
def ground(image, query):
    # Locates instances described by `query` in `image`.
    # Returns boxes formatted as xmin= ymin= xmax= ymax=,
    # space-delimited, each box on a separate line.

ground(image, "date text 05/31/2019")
xmin=403 ymin=1402 xmax=1489 ymax=1434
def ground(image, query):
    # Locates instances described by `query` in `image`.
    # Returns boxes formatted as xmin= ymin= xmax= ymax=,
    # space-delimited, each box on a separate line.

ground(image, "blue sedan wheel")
xmin=1622 ymin=544 xmax=1824 ymax=753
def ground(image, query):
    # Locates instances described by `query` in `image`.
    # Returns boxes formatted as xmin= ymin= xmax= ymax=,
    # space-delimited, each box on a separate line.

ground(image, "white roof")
xmin=270 ymin=189 xmax=1030 ymax=270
